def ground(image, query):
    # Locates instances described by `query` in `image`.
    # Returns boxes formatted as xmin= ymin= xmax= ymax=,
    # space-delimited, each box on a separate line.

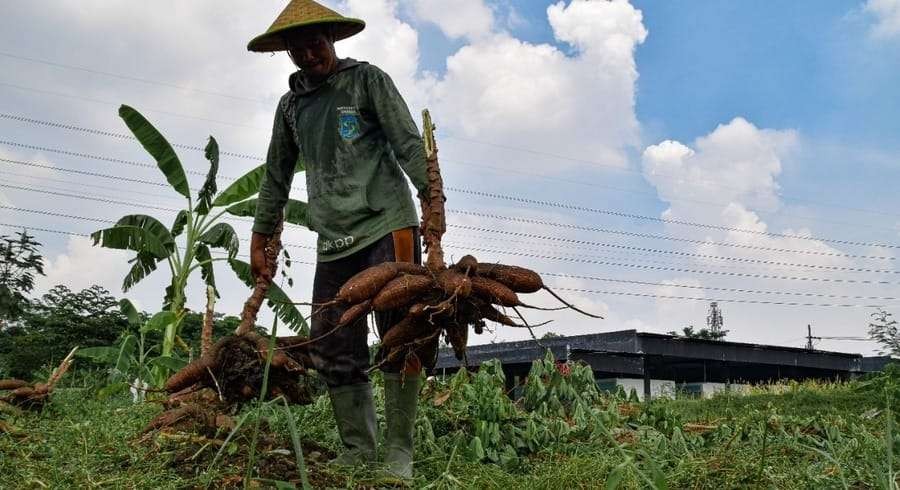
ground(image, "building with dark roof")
xmin=432 ymin=330 xmax=891 ymax=398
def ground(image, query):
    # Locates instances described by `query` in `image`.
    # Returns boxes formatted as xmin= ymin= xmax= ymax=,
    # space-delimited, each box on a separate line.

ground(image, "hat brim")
xmin=247 ymin=18 xmax=365 ymax=52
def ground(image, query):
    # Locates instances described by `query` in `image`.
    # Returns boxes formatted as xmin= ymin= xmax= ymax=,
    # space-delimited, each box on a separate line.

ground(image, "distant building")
xmin=433 ymin=330 xmax=891 ymax=399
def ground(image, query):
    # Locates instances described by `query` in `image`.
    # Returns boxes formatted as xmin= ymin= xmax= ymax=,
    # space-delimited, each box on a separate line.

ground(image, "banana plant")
xmin=91 ymin=105 xmax=309 ymax=369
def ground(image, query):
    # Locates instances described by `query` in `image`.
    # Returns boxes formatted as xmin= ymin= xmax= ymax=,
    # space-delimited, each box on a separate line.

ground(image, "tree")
xmin=541 ymin=331 xmax=564 ymax=340
xmin=0 ymin=285 xmax=128 ymax=379
xmin=0 ymin=230 xmax=44 ymax=327
xmin=668 ymin=325 xmax=729 ymax=341
xmin=868 ymin=308 xmax=899 ymax=356
xmin=90 ymin=105 xmax=309 ymax=367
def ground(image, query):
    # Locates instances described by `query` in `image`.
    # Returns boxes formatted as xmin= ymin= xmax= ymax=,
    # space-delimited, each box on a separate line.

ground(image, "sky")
xmin=1 ymin=0 xmax=899 ymax=355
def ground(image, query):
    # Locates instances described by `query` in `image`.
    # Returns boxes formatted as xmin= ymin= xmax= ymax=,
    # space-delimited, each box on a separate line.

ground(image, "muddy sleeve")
xmin=253 ymin=101 xmax=299 ymax=234
xmin=366 ymin=66 xmax=429 ymax=197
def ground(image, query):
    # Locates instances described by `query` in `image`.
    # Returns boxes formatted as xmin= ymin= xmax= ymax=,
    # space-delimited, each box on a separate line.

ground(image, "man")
xmin=247 ymin=0 xmax=430 ymax=480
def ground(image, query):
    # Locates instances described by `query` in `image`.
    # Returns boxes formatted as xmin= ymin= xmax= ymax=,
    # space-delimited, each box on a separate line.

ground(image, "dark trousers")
xmin=310 ymin=228 xmax=421 ymax=387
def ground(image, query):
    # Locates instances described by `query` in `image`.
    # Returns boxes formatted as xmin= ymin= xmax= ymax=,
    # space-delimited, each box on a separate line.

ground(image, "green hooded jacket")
xmin=253 ymin=58 xmax=428 ymax=262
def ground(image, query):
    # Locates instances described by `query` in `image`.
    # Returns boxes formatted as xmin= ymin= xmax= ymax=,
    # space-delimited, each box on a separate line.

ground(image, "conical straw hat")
xmin=248 ymin=0 xmax=365 ymax=52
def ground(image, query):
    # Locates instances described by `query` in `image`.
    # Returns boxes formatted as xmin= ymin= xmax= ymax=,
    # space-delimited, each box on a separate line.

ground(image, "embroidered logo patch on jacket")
xmin=337 ymin=106 xmax=361 ymax=141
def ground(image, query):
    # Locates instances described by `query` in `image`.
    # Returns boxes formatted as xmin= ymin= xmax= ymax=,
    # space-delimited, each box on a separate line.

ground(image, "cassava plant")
xmin=91 ymin=105 xmax=308 ymax=376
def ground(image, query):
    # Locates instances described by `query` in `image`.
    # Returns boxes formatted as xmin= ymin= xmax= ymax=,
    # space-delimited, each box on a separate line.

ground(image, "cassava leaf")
xmin=199 ymin=223 xmax=239 ymax=259
xmin=171 ymin=210 xmax=189 ymax=238
xmin=195 ymin=136 xmax=220 ymax=215
xmin=228 ymin=258 xmax=308 ymax=334
xmin=194 ymin=244 xmax=219 ymax=297
xmin=119 ymin=105 xmax=190 ymax=199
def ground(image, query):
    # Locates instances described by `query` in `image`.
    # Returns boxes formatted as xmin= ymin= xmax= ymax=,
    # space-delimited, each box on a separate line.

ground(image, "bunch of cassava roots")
xmin=0 ymin=347 xmax=77 ymax=410
xmin=145 ymin=219 xmax=316 ymax=433
xmin=327 ymin=110 xmax=602 ymax=369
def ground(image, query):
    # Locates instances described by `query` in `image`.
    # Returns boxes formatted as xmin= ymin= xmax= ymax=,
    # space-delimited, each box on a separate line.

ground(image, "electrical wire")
xmin=7 ymin=205 xmax=900 ymax=302
xmin=0 ymin=220 xmax=890 ymax=310
xmin=6 ymin=111 xmax=891 ymax=233
xmin=446 ymin=186 xmax=900 ymax=249
xmin=3 ymin=106 xmax=899 ymax=223
xmin=449 ymin=224 xmax=900 ymax=273
xmin=5 ymin=131 xmax=897 ymax=245
xmin=553 ymin=287 xmax=886 ymax=309
xmin=448 ymin=210 xmax=896 ymax=261
xmin=448 ymin=243 xmax=900 ymax=286
xmin=0 ymin=113 xmax=262 ymax=161
xmin=0 ymin=51 xmax=269 ymax=104
xmin=0 ymin=82 xmax=265 ymax=131
xmin=6 ymin=152 xmax=890 ymax=262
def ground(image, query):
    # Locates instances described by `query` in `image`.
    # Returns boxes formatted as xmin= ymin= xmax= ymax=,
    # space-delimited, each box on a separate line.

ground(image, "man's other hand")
xmin=250 ymin=232 xmax=273 ymax=282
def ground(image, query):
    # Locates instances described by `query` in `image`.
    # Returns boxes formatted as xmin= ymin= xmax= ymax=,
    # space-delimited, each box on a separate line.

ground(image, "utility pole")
xmin=805 ymin=324 xmax=819 ymax=350
xmin=707 ymin=302 xmax=724 ymax=335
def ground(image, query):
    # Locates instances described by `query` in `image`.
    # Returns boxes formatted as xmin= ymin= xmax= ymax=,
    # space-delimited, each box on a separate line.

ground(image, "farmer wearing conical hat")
xmin=248 ymin=0 xmax=430 ymax=480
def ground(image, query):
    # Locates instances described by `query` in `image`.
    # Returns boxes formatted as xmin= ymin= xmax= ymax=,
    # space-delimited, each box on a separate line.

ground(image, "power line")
xmin=0 ymin=169 xmax=179 ymax=201
xmin=553 ymin=287 xmax=886 ymax=309
xmin=0 ymin=52 xmax=270 ymax=104
xmin=7 ymin=203 xmax=900 ymax=293
xmin=448 ymin=210 xmax=896 ymax=261
xmin=446 ymin=186 xmax=900 ymax=249
xmin=5 ymin=137 xmax=897 ymax=256
xmin=442 ymin=156 xmax=895 ymax=234
xmin=0 ymin=82 xmax=266 ymax=131
xmin=0 ymin=157 xmax=168 ymax=187
xmin=538 ymin=272 xmax=899 ymax=302
xmin=449 ymin=224 xmax=900 ymax=273
xmin=5 ymin=110 xmax=899 ymax=240
xmin=2 ymin=162 xmax=896 ymax=268
xmin=7 ymin=110 xmax=897 ymax=232
xmin=3 ymin=99 xmax=899 ymax=226
xmin=0 ymin=221 xmax=891 ymax=310
xmin=450 ymin=244 xmax=900 ymax=286
xmin=0 ymin=140 xmax=239 ymax=180
xmin=4 ymin=162 xmax=897 ymax=276
xmin=0 ymin=113 xmax=262 ymax=161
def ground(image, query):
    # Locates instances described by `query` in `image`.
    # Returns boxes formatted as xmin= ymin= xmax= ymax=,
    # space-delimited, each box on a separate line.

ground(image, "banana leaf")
xmin=212 ymin=158 xmax=304 ymax=208
xmin=226 ymin=198 xmax=310 ymax=228
xmin=194 ymin=244 xmax=218 ymax=297
xmin=195 ymin=136 xmax=220 ymax=215
xmin=199 ymin=223 xmax=239 ymax=259
xmin=119 ymin=105 xmax=190 ymax=199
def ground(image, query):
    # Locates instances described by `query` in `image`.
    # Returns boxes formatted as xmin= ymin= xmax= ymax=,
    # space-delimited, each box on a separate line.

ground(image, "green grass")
xmin=1 ymin=365 xmax=897 ymax=489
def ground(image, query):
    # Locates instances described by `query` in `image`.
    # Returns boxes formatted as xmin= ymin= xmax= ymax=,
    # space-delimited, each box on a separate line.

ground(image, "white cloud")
xmin=865 ymin=0 xmax=900 ymax=39
xmin=408 ymin=0 xmax=494 ymax=40
xmin=36 ymin=236 xmax=132 ymax=294
xmin=642 ymin=117 xmax=797 ymax=223
xmin=425 ymin=0 xmax=647 ymax=170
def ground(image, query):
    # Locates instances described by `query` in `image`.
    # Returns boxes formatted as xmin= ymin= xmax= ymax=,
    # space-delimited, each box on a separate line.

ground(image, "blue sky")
xmin=2 ymin=0 xmax=899 ymax=354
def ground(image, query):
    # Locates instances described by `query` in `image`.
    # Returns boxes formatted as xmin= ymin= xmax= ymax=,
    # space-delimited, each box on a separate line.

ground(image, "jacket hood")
xmin=289 ymin=58 xmax=364 ymax=95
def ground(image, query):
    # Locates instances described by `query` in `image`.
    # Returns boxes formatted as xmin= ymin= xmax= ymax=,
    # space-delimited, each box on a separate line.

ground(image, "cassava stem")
xmin=236 ymin=218 xmax=283 ymax=336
